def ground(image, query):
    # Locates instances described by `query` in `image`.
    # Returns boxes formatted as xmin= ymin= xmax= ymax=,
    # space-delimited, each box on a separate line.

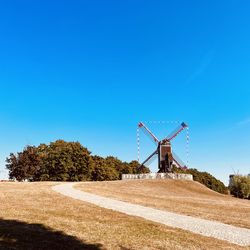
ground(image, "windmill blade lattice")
xmin=162 ymin=122 xmax=188 ymax=143
xmin=138 ymin=121 xmax=189 ymax=173
xmin=141 ymin=150 xmax=158 ymax=167
xmin=138 ymin=122 xmax=159 ymax=145
xmin=172 ymin=151 xmax=188 ymax=170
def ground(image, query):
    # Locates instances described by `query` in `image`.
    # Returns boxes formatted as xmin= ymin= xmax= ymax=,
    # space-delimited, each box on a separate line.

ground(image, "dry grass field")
xmin=0 ymin=182 xmax=249 ymax=249
xmin=76 ymin=179 xmax=250 ymax=229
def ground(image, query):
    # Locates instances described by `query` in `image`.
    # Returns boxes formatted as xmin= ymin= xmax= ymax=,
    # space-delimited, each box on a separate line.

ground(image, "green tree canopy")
xmin=229 ymin=175 xmax=250 ymax=199
xmin=91 ymin=156 xmax=119 ymax=181
xmin=36 ymin=140 xmax=93 ymax=181
xmin=6 ymin=146 xmax=42 ymax=182
xmin=6 ymin=140 xmax=150 ymax=182
xmin=172 ymin=165 xmax=228 ymax=194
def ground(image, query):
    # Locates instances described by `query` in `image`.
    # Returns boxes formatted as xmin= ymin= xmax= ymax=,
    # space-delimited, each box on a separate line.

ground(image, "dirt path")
xmin=52 ymin=183 xmax=250 ymax=247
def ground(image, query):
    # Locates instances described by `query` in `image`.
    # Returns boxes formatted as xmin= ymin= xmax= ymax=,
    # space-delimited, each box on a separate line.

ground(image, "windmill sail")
xmin=138 ymin=121 xmax=189 ymax=173
xmin=138 ymin=122 xmax=159 ymax=145
xmin=162 ymin=122 xmax=188 ymax=143
xmin=172 ymin=151 xmax=188 ymax=170
xmin=141 ymin=149 xmax=158 ymax=167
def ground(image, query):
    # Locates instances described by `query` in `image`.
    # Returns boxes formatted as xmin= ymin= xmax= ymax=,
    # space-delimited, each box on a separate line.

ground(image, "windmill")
xmin=138 ymin=122 xmax=188 ymax=173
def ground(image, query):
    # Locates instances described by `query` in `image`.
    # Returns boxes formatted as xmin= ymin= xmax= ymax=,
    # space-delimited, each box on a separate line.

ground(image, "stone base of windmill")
xmin=122 ymin=173 xmax=193 ymax=181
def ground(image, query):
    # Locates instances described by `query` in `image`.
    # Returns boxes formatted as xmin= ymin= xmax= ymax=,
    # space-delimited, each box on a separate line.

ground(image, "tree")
xmin=6 ymin=140 xmax=150 ymax=182
xmin=129 ymin=160 xmax=150 ymax=174
xmin=229 ymin=175 xmax=250 ymax=199
xmin=172 ymin=166 xmax=228 ymax=194
xmin=36 ymin=140 xmax=93 ymax=181
xmin=104 ymin=158 xmax=150 ymax=178
xmin=6 ymin=146 xmax=42 ymax=181
xmin=91 ymin=156 xmax=119 ymax=181
xmin=105 ymin=156 xmax=123 ymax=173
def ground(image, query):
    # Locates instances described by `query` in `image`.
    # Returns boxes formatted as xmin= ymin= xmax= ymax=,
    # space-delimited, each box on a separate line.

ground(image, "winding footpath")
xmin=52 ymin=183 xmax=250 ymax=247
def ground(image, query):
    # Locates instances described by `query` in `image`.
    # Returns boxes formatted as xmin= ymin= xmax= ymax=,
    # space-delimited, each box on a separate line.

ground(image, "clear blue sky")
xmin=0 ymin=0 xmax=250 ymax=184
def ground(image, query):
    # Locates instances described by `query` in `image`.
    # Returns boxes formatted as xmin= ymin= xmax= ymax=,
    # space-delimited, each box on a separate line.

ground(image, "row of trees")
xmin=172 ymin=166 xmax=229 ymax=194
xmin=6 ymin=140 xmax=149 ymax=182
xmin=7 ymin=139 xmax=239 ymax=197
xmin=229 ymin=175 xmax=250 ymax=199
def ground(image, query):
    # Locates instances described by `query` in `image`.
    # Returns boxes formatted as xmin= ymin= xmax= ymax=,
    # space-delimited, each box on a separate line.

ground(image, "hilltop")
xmin=76 ymin=179 xmax=250 ymax=229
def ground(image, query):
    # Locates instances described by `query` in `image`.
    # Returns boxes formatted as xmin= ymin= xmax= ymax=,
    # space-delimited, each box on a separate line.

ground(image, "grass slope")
xmin=0 ymin=182 xmax=248 ymax=249
xmin=76 ymin=179 xmax=250 ymax=229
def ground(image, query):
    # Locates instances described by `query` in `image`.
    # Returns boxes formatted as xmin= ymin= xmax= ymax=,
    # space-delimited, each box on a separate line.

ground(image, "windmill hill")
xmin=6 ymin=139 xmax=228 ymax=194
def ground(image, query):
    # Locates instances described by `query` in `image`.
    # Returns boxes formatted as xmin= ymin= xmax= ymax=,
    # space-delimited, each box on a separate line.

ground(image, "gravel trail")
xmin=52 ymin=183 xmax=250 ymax=246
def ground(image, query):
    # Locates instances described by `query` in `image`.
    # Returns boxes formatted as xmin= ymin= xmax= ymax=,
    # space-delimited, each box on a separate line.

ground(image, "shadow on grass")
xmin=0 ymin=218 xmax=102 ymax=250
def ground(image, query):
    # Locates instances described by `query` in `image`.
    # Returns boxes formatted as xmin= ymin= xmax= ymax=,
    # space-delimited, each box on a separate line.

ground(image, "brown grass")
xmin=76 ymin=179 xmax=250 ymax=229
xmin=0 ymin=182 xmax=248 ymax=249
